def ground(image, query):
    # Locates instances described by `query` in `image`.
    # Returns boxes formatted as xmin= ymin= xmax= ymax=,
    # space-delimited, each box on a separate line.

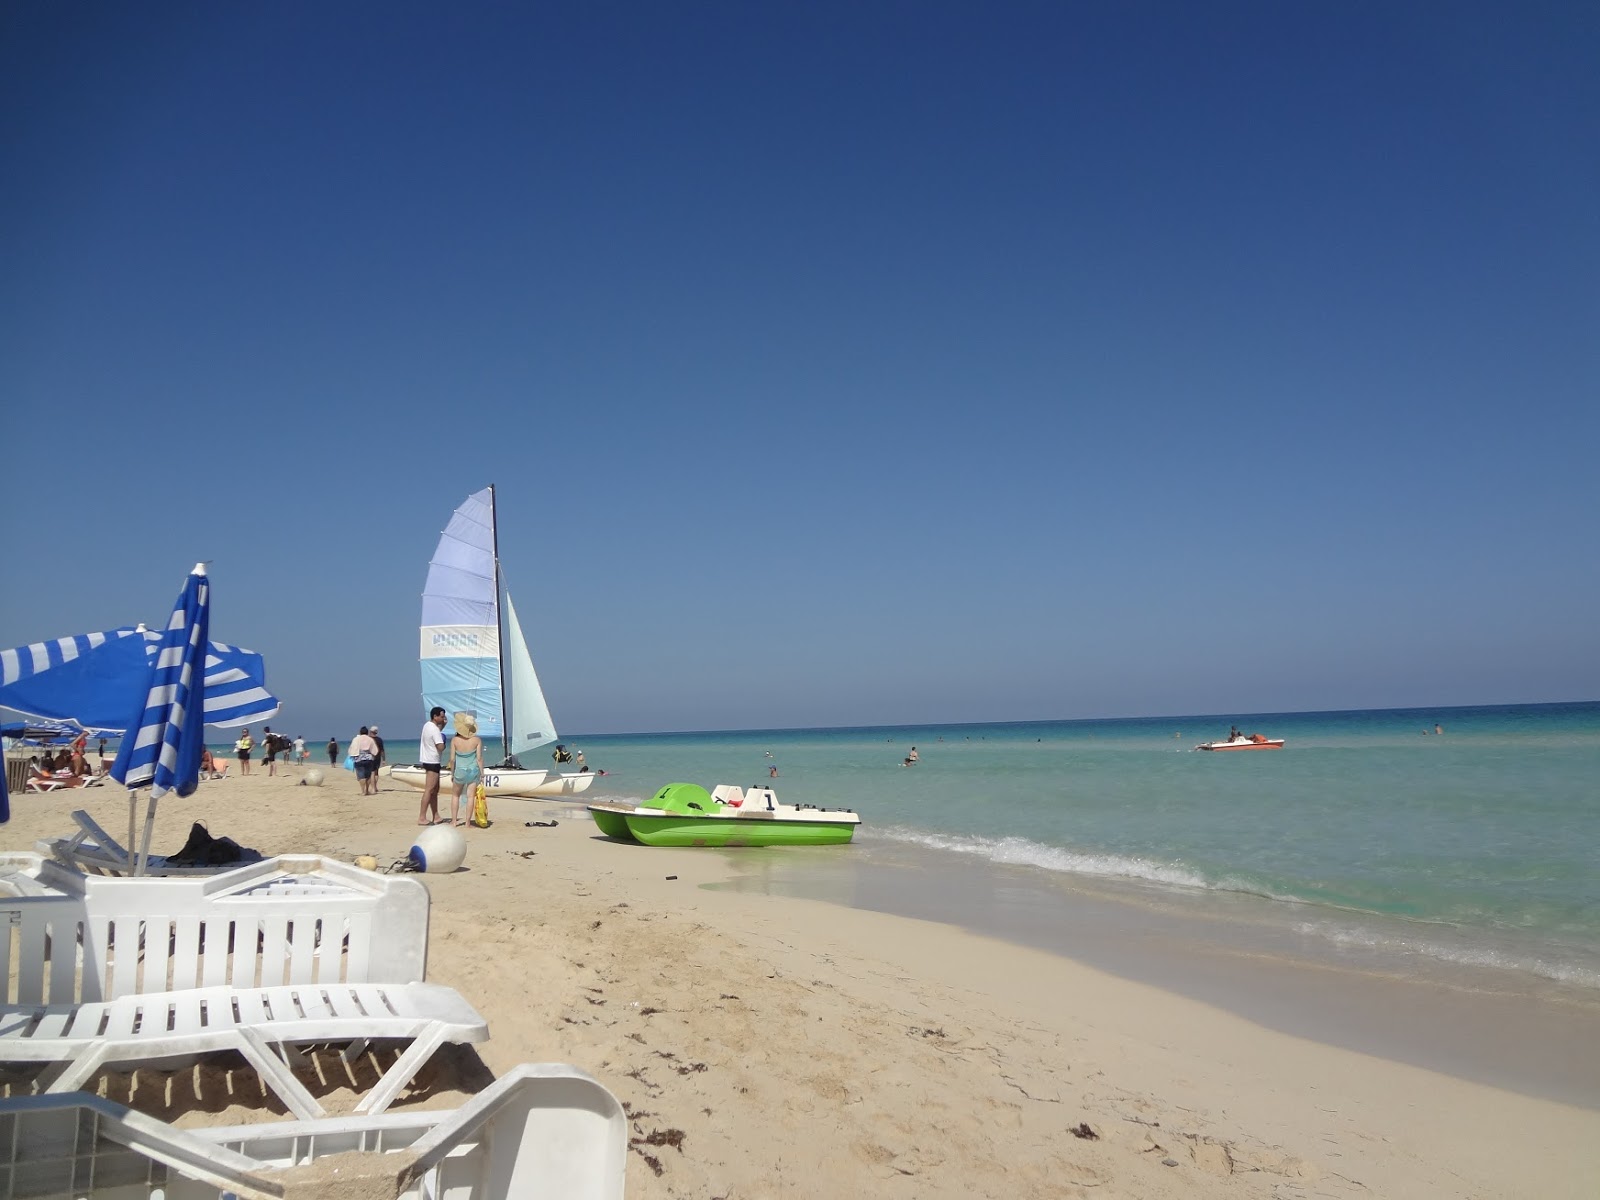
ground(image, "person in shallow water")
xmin=902 ymin=746 xmax=919 ymax=766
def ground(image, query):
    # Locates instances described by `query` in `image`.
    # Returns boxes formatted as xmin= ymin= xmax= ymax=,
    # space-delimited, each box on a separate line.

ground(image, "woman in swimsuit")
xmin=448 ymin=712 xmax=484 ymax=827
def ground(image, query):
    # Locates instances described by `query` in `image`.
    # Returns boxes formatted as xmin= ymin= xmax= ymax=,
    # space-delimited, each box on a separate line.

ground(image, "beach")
xmin=4 ymin=762 xmax=1597 ymax=1199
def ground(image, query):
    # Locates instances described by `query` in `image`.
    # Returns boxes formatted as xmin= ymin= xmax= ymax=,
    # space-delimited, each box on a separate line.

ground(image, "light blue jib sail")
xmin=420 ymin=487 xmax=557 ymax=761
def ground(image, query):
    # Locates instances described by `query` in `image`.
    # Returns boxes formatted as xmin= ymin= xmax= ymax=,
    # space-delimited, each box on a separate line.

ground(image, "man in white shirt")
xmin=418 ymin=707 xmax=447 ymax=825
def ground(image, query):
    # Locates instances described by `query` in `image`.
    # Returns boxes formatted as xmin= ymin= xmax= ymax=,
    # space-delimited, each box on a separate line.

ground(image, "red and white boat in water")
xmin=1196 ymin=733 xmax=1285 ymax=751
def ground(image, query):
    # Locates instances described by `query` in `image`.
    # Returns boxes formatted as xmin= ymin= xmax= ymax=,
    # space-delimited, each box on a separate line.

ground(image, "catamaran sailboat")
xmin=389 ymin=486 xmax=596 ymax=801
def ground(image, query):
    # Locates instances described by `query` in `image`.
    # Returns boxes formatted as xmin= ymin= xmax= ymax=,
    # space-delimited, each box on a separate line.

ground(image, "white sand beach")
xmin=4 ymin=765 xmax=1598 ymax=1199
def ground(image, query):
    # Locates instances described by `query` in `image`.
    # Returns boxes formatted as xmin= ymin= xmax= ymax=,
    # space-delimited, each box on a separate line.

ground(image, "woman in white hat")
xmin=448 ymin=712 xmax=484 ymax=827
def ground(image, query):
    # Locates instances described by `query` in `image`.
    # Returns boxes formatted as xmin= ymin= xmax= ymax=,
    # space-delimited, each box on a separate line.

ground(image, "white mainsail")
xmin=419 ymin=487 xmax=561 ymax=765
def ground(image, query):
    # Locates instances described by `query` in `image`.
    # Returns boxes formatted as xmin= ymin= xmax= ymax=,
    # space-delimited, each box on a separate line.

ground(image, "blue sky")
xmin=3 ymin=2 xmax=1596 ymax=739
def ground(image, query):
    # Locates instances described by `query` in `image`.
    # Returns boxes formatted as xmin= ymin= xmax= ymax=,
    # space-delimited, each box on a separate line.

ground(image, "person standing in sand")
xmin=417 ymin=706 xmax=447 ymax=826
xmin=327 ymin=736 xmax=338 ymax=765
xmin=369 ymin=725 xmax=385 ymax=790
xmin=293 ymin=735 xmax=306 ymax=764
xmin=236 ymin=729 xmax=253 ymax=775
xmin=349 ymin=726 xmax=379 ymax=795
xmin=448 ymin=713 xmax=484 ymax=827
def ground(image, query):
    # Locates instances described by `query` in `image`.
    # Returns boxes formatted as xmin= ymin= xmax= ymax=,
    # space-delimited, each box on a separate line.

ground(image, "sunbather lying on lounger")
xmin=28 ymin=761 xmax=85 ymax=790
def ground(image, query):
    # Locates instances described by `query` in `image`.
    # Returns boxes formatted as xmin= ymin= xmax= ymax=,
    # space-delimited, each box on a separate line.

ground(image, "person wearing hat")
xmin=448 ymin=712 xmax=483 ymax=827
xmin=369 ymin=725 xmax=385 ymax=786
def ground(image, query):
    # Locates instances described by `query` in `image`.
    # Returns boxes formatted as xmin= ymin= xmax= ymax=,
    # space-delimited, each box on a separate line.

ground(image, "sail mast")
xmin=489 ymin=483 xmax=511 ymax=764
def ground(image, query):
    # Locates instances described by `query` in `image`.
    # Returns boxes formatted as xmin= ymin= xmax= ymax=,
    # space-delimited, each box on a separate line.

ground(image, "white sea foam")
xmin=877 ymin=828 xmax=1212 ymax=890
xmin=1294 ymin=921 xmax=1600 ymax=989
xmin=874 ymin=827 xmax=1600 ymax=990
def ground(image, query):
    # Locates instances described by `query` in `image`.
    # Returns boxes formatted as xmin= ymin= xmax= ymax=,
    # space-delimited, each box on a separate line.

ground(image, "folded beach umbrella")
xmin=109 ymin=564 xmax=210 ymax=875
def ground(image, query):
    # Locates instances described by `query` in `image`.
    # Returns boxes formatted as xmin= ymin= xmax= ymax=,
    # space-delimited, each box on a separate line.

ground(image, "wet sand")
xmin=714 ymin=836 xmax=1600 ymax=1108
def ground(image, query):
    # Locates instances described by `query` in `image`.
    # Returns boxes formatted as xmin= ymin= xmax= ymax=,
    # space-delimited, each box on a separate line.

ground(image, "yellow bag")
xmin=470 ymin=783 xmax=490 ymax=828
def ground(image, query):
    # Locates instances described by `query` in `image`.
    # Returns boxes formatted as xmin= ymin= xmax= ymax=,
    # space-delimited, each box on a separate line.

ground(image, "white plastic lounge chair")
xmin=0 ymin=860 xmax=486 ymax=1119
xmin=0 ymin=1063 xmax=626 ymax=1199
xmin=37 ymin=809 xmax=224 ymax=877
xmin=24 ymin=765 xmax=70 ymax=793
xmin=0 ymin=852 xmax=55 ymax=898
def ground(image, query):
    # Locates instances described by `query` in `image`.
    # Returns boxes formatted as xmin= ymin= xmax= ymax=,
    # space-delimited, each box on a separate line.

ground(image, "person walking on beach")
xmin=262 ymin=726 xmax=278 ymax=777
xmin=369 ymin=725 xmax=385 ymax=790
xmin=418 ymin=707 xmax=447 ymax=826
xmin=448 ymin=713 xmax=484 ymax=827
xmin=293 ymin=735 xmax=306 ymax=764
xmin=327 ymin=736 xmax=338 ymax=765
xmin=236 ymin=729 xmax=253 ymax=775
xmin=350 ymin=726 xmax=380 ymax=795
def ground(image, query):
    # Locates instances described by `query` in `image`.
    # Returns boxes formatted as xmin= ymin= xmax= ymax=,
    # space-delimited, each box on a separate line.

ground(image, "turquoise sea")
xmin=315 ymin=702 xmax=1600 ymax=993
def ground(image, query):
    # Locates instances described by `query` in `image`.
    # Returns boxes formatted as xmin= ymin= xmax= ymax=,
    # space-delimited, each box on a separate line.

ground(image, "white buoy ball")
xmin=304 ymin=768 xmax=325 ymax=787
xmin=410 ymin=824 xmax=467 ymax=874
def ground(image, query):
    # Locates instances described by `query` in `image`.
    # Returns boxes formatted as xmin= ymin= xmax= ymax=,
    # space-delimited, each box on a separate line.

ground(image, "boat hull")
xmin=588 ymin=804 xmax=634 ymax=840
xmin=515 ymin=771 xmax=597 ymax=798
xmin=389 ymin=764 xmax=554 ymax=797
xmin=624 ymin=812 xmax=857 ymax=847
xmin=1196 ymin=739 xmax=1285 ymax=751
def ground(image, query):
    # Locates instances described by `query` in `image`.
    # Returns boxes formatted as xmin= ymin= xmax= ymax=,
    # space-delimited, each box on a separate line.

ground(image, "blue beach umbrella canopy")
xmin=110 ymin=564 xmax=210 ymax=872
xmin=0 ymin=629 xmax=277 ymax=731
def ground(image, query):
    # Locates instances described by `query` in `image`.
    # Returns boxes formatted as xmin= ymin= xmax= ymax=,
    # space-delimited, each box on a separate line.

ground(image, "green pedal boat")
xmin=590 ymin=783 xmax=861 ymax=847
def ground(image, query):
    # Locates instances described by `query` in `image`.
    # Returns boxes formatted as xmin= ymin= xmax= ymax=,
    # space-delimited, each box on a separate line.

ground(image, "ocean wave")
xmin=873 ymin=828 xmax=1600 ymax=990
xmin=876 ymin=828 xmax=1215 ymax=890
xmin=1294 ymin=922 xmax=1600 ymax=990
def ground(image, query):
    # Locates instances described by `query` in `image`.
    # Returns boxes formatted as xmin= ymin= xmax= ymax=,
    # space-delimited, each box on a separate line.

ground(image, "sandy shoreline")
xmin=4 ymin=764 xmax=1598 ymax=1198
xmin=719 ymin=835 xmax=1600 ymax=1109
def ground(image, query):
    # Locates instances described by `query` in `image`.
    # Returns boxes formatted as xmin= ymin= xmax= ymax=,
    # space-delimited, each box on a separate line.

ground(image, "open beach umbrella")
xmin=0 ymin=628 xmax=277 ymax=730
xmin=109 ymin=564 xmax=210 ymax=874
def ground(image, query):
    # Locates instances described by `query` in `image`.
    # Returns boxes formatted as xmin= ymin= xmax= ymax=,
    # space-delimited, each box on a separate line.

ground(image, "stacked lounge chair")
xmin=0 ymin=853 xmax=627 ymax=1198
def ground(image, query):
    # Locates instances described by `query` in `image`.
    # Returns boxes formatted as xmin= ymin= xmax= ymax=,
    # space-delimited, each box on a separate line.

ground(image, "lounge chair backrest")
xmin=0 ymin=857 xmax=429 ymax=1006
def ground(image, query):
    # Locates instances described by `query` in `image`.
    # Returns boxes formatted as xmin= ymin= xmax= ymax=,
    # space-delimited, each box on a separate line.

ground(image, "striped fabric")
xmin=109 ymin=566 xmax=210 ymax=799
xmin=0 ymin=629 xmax=277 ymax=731
xmin=0 ymin=629 xmax=140 ymax=685
xmin=148 ymin=632 xmax=279 ymax=727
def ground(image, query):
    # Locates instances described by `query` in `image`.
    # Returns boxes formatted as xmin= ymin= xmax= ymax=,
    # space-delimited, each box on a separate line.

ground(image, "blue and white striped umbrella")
xmin=0 ymin=628 xmax=277 ymax=730
xmin=110 ymin=564 xmax=209 ymax=872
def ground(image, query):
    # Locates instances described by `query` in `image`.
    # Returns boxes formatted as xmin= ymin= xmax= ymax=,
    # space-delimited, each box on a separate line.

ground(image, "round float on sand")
xmin=410 ymin=824 xmax=467 ymax=873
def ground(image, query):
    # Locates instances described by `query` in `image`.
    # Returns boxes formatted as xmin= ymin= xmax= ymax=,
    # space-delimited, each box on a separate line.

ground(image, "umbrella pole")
xmin=136 ymin=797 xmax=159 ymax=876
xmin=128 ymin=793 xmax=140 ymax=874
